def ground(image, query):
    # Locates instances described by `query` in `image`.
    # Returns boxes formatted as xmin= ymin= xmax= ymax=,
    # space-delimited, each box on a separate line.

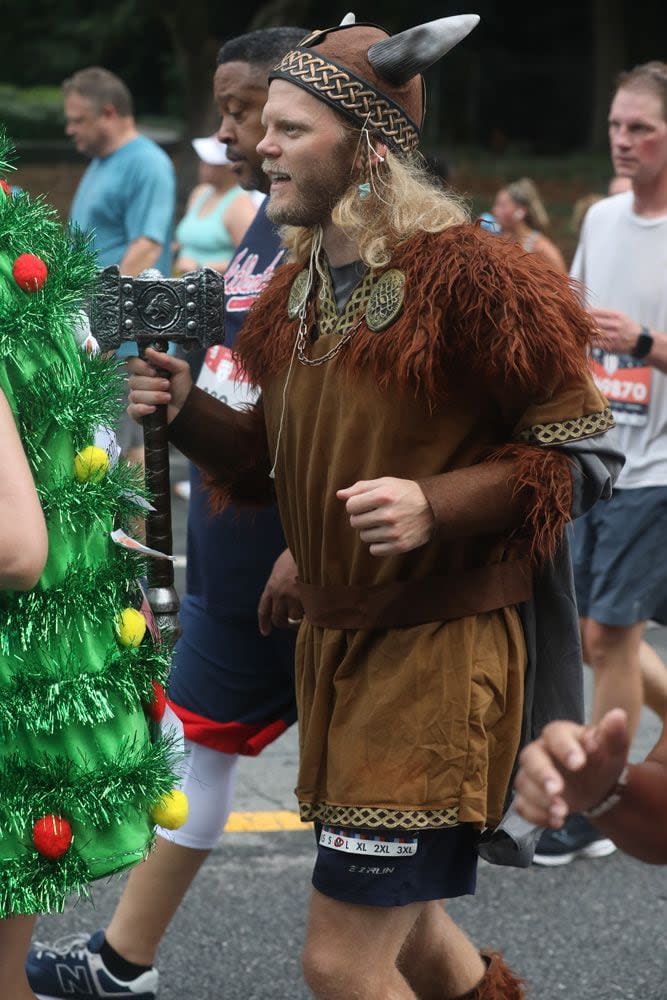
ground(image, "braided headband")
xmin=270 ymin=48 xmax=420 ymax=154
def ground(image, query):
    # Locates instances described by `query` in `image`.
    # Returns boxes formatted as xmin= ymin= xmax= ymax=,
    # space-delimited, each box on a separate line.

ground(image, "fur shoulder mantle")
xmin=236 ymin=224 xmax=594 ymax=402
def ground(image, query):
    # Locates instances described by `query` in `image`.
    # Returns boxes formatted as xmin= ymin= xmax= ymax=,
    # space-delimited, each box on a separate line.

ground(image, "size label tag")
xmin=590 ymin=350 xmax=651 ymax=426
xmin=196 ymin=345 xmax=259 ymax=410
xmin=319 ymin=826 xmax=418 ymax=857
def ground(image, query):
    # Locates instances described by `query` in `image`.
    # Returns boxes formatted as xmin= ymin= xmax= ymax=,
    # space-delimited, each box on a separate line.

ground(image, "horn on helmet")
xmin=367 ymin=14 xmax=480 ymax=86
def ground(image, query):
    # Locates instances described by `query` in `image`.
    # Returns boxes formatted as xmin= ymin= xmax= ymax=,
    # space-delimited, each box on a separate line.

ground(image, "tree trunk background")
xmin=590 ymin=0 xmax=626 ymax=149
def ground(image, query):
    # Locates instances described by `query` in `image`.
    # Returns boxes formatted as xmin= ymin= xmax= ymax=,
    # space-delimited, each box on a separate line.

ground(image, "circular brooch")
xmin=287 ymin=270 xmax=310 ymax=318
xmin=366 ymin=269 xmax=405 ymax=331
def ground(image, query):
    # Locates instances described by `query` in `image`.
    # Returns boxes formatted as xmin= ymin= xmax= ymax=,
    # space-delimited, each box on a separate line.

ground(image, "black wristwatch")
xmin=631 ymin=326 xmax=654 ymax=359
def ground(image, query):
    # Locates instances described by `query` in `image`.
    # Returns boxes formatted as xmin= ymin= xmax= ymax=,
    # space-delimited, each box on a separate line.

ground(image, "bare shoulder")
xmin=534 ymin=233 xmax=567 ymax=272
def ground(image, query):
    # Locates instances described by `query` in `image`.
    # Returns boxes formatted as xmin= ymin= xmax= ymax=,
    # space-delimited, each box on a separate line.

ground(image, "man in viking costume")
xmin=127 ymin=14 xmax=622 ymax=998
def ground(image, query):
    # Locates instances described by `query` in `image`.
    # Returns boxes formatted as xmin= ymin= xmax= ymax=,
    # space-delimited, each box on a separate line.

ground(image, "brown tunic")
xmin=170 ymin=225 xmax=612 ymax=831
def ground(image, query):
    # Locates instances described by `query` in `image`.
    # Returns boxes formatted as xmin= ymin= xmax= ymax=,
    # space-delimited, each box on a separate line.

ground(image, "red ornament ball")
xmin=32 ymin=814 xmax=73 ymax=860
xmin=147 ymin=680 xmax=167 ymax=723
xmin=13 ymin=253 xmax=48 ymax=292
xmin=0 ymin=179 xmax=11 ymax=197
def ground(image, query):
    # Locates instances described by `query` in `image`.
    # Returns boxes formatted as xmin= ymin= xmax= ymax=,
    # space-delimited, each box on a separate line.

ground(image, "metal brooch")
xmin=287 ymin=270 xmax=311 ymax=318
xmin=366 ymin=269 xmax=406 ymax=331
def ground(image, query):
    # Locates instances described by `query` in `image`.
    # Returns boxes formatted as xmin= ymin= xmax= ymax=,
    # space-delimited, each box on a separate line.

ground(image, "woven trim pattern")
xmin=515 ymin=406 xmax=615 ymax=446
xmin=299 ymin=801 xmax=459 ymax=830
xmin=271 ymin=49 xmax=420 ymax=153
xmin=317 ymin=266 xmax=374 ymax=336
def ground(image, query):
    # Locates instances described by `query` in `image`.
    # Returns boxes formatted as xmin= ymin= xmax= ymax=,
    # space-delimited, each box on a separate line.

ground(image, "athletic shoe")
xmin=27 ymin=930 xmax=158 ymax=999
xmin=533 ymin=813 xmax=617 ymax=867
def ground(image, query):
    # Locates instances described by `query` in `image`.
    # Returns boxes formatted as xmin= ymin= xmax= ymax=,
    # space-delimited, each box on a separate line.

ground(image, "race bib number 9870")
xmin=590 ymin=349 xmax=650 ymax=427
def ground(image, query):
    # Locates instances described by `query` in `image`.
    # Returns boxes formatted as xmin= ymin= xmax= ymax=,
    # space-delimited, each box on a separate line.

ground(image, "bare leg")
xmin=398 ymin=901 xmax=485 ymax=999
xmin=105 ymin=837 xmax=209 ymax=966
xmin=302 ymin=890 xmax=484 ymax=1000
xmin=0 ymin=913 xmax=38 ymax=999
xmin=582 ymin=617 xmax=645 ymax=737
xmin=640 ymin=638 xmax=667 ymax=720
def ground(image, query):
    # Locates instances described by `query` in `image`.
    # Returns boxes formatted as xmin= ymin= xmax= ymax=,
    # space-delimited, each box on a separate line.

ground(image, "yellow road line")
xmin=225 ymin=810 xmax=311 ymax=832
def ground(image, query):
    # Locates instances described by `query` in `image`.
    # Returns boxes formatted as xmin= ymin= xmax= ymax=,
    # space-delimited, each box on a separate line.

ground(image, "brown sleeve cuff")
xmin=168 ymin=385 xmax=274 ymax=507
xmin=168 ymin=386 xmax=236 ymax=478
xmin=418 ymin=461 xmax=525 ymax=538
xmin=418 ymin=446 xmax=573 ymax=563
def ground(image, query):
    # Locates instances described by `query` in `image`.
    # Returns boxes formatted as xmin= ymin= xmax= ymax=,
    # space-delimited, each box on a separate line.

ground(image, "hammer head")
xmin=88 ymin=266 xmax=225 ymax=353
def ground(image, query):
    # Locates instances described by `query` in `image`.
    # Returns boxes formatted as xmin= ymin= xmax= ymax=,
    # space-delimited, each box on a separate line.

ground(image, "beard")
xmin=265 ymin=149 xmax=356 ymax=228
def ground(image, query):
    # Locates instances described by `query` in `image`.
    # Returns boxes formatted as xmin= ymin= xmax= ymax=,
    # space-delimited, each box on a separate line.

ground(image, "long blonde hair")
xmin=281 ymin=148 xmax=469 ymax=269
xmin=506 ymin=178 xmax=550 ymax=232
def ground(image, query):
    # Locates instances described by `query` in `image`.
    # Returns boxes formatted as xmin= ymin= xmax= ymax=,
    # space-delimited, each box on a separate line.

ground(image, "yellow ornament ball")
xmin=151 ymin=789 xmax=189 ymax=830
xmin=74 ymin=445 xmax=109 ymax=483
xmin=116 ymin=607 xmax=147 ymax=648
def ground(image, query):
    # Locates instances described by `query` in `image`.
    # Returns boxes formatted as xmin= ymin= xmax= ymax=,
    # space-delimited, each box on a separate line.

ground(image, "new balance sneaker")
xmin=27 ymin=931 xmax=158 ymax=999
xmin=533 ymin=813 xmax=617 ymax=867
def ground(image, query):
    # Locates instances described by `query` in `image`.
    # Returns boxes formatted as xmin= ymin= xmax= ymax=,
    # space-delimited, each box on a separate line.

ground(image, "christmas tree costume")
xmin=0 ymin=140 xmax=181 ymax=918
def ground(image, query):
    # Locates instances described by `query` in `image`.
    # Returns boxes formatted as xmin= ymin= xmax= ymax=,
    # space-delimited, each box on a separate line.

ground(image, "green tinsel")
xmin=0 ymin=643 xmax=171 ymax=738
xmin=39 ymin=457 xmax=150 ymax=531
xmin=0 ymin=190 xmax=97 ymax=359
xmin=0 ymin=132 xmax=176 ymax=918
xmin=0 ymin=735 xmax=180 ymax=839
xmin=12 ymin=352 xmax=124 ymax=469
xmin=0 ymin=848 xmax=93 ymax=919
xmin=0 ymin=546 xmax=145 ymax=655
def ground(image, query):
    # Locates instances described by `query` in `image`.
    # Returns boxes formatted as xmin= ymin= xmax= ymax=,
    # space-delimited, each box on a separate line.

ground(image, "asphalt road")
xmin=35 ymin=454 xmax=667 ymax=999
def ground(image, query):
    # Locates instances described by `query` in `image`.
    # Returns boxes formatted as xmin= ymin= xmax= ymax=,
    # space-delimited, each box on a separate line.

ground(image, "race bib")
xmin=590 ymin=349 xmax=651 ymax=427
xmin=196 ymin=345 xmax=259 ymax=411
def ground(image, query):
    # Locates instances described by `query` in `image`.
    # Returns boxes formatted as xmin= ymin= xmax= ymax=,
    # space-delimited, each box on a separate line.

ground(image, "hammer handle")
xmin=140 ymin=343 xmax=174 ymax=590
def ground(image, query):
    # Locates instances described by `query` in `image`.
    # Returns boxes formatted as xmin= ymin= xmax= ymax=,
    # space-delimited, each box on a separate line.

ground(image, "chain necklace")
xmin=295 ymin=311 xmax=363 ymax=366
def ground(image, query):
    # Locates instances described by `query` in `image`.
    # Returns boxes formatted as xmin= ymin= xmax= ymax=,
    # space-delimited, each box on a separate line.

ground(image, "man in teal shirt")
xmin=64 ymin=66 xmax=176 ymax=459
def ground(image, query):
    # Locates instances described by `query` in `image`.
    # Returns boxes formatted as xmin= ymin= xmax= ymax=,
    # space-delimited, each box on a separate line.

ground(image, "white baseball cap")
xmin=191 ymin=135 xmax=230 ymax=165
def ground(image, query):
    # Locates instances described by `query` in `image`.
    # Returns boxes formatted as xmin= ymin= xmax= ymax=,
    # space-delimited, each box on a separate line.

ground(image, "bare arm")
xmin=514 ymin=710 xmax=667 ymax=864
xmin=590 ymin=308 xmax=667 ymax=375
xmin=119 ymin=236 xmax=163 ymax=276
xmin=0 ymin=389 xmax=48 ymax=589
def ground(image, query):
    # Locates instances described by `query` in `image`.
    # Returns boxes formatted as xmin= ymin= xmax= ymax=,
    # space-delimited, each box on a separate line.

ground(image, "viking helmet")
xmin=269 ymin=14 xmax=479 ymax=154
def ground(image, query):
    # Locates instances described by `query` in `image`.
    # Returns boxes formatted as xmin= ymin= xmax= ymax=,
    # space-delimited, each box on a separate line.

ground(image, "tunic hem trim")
xmin=299 ymin=801 xmax=460 ymax=830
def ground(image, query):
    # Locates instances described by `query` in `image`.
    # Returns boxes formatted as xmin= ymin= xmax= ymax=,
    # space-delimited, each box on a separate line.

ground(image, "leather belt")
xmin=297 ymin=559 xmax=532 ymax=630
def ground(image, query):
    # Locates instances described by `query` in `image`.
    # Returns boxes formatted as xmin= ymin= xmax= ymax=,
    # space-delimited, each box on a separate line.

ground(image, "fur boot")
xmin=454 ymin=951 xmax=527 ymax=999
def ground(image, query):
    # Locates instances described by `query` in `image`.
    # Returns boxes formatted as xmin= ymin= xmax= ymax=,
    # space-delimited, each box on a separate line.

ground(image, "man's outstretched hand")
xmin=514 ymin=709 xmax=630 ymax=828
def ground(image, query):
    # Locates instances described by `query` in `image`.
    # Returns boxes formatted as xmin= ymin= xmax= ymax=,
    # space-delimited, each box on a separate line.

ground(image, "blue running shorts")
xmin=312 ymin=822 xmax=479 ymax=907
xmin=573 ymin=486 xmax=667 ymax=626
